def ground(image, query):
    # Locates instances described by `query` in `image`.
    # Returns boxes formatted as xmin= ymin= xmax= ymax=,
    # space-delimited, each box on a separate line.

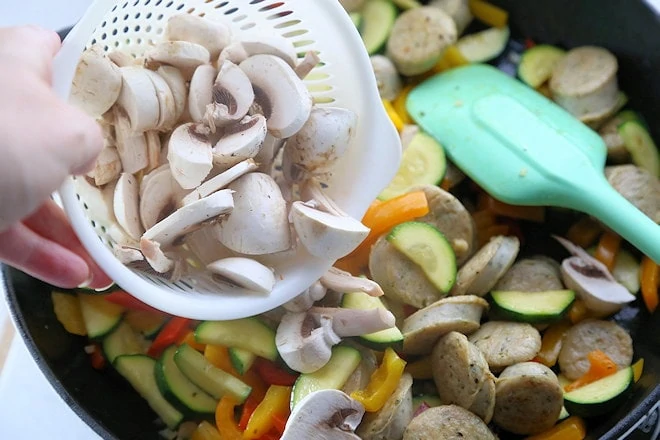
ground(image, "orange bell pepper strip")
xmin=534 ymin=321 xmax=572 ymax=368
xmin=243 ymin=385 xmax=292 ymax=439
xmin=338 ymin=191 xmax=430 ymax=274
xmin=566 ymin=217 xmax=603 ymax=249
xmin=564 ymin=350 xmax=618 ymax=392
xmin=351 ymin=348 xmax=407 ymax=412
xmin=632 ymin=358 xmax=644 ymax=383
xmin=594 ymin=231 xmax=621 ymax=272
xmin=205 ymin=345 xmax=239 ymax=376
xmin=104 ymin=290 xmax=165 ymax=313
xmin=191 ymin=421 xmax=223 ymax=440
xmin=147 ymin=317 xmax=191 ymax=358
xmin=640 ymin=256 xmax=659 ymax=314
xmin=215 ymin=397 xmax=243 ymax=440
xmin=524 ymin=416 xmax=587 ymax=440
xmin=468 ymin=0 xmax=509 ymax=27
xmin=568 ymin=299 xmax=593 ymax=324
xmin=180 ymin=330 xmax=206 ymax=352
xmin=484 ymin=196 xmax=546 ymax=222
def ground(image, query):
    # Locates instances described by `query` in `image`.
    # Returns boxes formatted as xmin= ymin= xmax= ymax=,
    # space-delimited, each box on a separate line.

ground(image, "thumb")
xmin=0 ymin=26 xmax=61 ymax=83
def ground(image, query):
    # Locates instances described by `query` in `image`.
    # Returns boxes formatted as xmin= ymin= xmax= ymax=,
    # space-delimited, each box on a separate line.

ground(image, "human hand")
xmin=0 ymin=26 xmax=111 ymax=289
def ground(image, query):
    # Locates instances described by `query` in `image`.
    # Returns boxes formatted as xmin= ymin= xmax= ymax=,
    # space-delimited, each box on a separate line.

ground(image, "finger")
xmin=0 ymin=222 xmax=90 ymax=289
xmin=21 ymin=200 xmax=114 ymax=289
xmin=0 ymin=26 xmax=61 ymax=81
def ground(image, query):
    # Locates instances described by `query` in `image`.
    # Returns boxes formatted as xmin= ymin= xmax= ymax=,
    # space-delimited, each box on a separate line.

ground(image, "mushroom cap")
xmin=214 ymin=172 xmax=291 ymax=255
xmin=238 ymin=31 xmax=299 ymax=69
xmin=182 ymin=158 xmax=258 ymax=206
xmin=113 ymin=108 xmax=149 ymax=174
xmin=165 ymin=13 xmax=232 ymax=59
xmin=144 ymin=69 xmax=177 ymax=130
xmin=167 ymin=123 xmax=214 ymax=189
xmin=157 ymin=66 xmax=188 ymax=124
xmin=113 ymin=172 xmax=144 ymax=241
xmin=116 ymin=66 xmax=161 ymax=132
xmin=140 ymin=165 xmax=188 ymax=231
xmin=205 ymin=60 xmax=255 ymax=129
xmin=240 ymin=54 xmax=313 ymax=139
xmin=212 ymin=115 xmax=267 ymax=169
xmin=188 ymin=64 xmax=217 ymax=123
xmin=146 ymin=41 xmax=211 ymax=79
xmin=207 ymin=257 xmax=276 ymax=294
xmin=70 ymin=45 xmax=122 ymax=117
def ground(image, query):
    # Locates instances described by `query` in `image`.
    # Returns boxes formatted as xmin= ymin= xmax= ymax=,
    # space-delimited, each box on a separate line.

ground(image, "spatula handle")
xmin=570 ymin=178 xmax=660 ymax=264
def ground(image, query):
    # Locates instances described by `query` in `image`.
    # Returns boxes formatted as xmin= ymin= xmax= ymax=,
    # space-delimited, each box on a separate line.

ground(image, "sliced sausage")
xmin=599 ymin=114 xmax=630 ymax=163
xmin=402 ymin=295 xmax=488 ymax=355
xmin=357 ymin=373 xmax=414 ymax=440
xmin=431 ymin=332 xmax=490 ymax=409
xmin=493 ymin=362 xmax=564 ymax=435
xmin=558 ymin=319 xmax=633 ymax=380
xmin=468 ymin=321 xmax=541 ymax=372
xmin=403 ymin=405 xmax=496 ymax=440
xmin=341 ymin=348 xmax=378 ymax=395
xmin=605 ymin=164 xmax=660 ymax=223
xmin=371 ymin=55 xmax=402 ymax=101
xmin=494 ymin=257 xmax=564 ymax=292
xmin=468 ymin=370 xmax=496 ymax=423
xmin=369 ymin=235 xmax=442 ymax=308
xmin=450 ymin=235 xmax=520 ymax=296
xmin=429 ymin=0 xmax=473 ymax=35
xmin=414 ymin=185 xmax=476 ymax=266
xmin=386 ymin=7 xmax=457 ymax=76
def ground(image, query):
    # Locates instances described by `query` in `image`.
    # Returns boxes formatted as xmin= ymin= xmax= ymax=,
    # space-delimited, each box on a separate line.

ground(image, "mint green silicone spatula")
xmin=407 ymin=63 xmax=660 ymax=264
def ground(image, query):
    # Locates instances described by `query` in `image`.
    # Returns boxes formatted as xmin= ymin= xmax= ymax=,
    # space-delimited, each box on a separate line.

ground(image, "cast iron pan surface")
xmin=3 ymin=1 xmax=660 ymax=438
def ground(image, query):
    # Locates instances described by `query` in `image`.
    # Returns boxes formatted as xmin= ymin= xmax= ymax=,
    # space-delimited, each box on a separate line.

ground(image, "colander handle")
xmin=51 ymin=0 xmax=118 ymax=100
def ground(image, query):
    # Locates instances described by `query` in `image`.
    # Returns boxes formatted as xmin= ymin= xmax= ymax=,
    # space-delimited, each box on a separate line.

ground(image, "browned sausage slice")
xmin=403 ymin=405 xmax=496 ymax=440
xmin=468 ymin=321 xmax=541 ymax=372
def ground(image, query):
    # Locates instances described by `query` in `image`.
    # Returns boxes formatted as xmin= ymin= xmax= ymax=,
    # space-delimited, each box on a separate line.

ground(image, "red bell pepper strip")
xmin=89 ymin=343 xmax=106 ymax=370
xmin=147 ymin=317 xmax=191 ymax=358
xmin=104 ymin=290 xmax=164 ymax=314
xmin=253 ymin=358 xmax=299 ymax=386
xmin=271 ymin=413 xmax=288 ymax=435
xmin=238 ymin=394 xmax=261 ymax=431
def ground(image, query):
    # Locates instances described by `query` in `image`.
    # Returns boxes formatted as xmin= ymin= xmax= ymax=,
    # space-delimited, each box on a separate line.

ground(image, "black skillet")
xmin=2 ymin=0 xmax=660 ymax=438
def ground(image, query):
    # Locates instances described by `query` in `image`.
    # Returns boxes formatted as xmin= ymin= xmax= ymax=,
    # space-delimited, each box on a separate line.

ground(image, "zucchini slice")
xmin=387 ymin=221 xmax=457 ymax=293
xmin=78 ymin=293 xmax=124 ymax=339
xmin=341 ymin=291 xmax=404 ymax=351
xmin=174 ymin=344 xmax=252 ymax=404
xmin=517 ymin=44 xmax=566 ymax=88
xmin=114 ymin=355 xmax=184 ymax=429
xmin=563 ymin=366 xmax=634 ymax=417
xmin=489 ymin=289 xmax=575 ymax=324
xmin=195 ymin=318 xmax=278 ymax=361
xmin=619 ymin=120 xmax=660 ymax=177
xmin=125 ymin=310 xmax=169 ymax=339
xmin=360 ymin=0 xmax=397 ymax=55
xmin=103 ymin=321 xmax=145 ymax=364
xmin=291 ymin=345 xmax=362 ymax=409
xmin=229 ymin=347 xmax=257 ymax=375
xmin=456 ymin=26 xmax=511 ymax=63
xmin=155 ymin=346 xmax=218 ymax=417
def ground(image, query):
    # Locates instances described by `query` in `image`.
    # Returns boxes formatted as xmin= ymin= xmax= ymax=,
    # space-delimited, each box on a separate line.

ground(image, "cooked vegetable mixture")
xmin=51 ymin=0 xmax=659 ymax=439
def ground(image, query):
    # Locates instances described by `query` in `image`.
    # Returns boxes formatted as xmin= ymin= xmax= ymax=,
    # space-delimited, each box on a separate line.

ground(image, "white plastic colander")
xmin=53 ymin=0 xmax=401 ymax=320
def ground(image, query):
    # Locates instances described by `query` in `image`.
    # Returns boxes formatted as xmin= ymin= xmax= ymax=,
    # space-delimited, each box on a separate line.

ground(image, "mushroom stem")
xmin=321 ymin=267 xmax=384 ymax=297
xmin=295 ymin=51 xmax=321 ymax=79
xmin=308 ymin=307 xmax=396 ymax=337
xmin=283 ymin=281 xmax=328 ymax=312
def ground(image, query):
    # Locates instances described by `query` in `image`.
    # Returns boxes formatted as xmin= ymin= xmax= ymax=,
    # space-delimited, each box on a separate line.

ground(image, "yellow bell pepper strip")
xmin=205 ymin=344 xmax=239 ymax=375
xmin=594 ymin=231 xmax=621 ymax=272
xmin=640 ymin=256 xmax=659 ymax=314
xmin=405 ymin=356 xmax=433 ymax=380
xmin=180 ymin=330 xmax=206 ymax=352
xmin=632 ymin=358 xmax=644 ymax=383
xmin=192 ymin=421 xmax=223 ymax=440
xmin=243 ymin=385 xmax=292 ymax=439
xmin=533 ymin=320 xmax=572 ymax=368
xmin=568 ymin=299 xmax=592 ymax=324
xmin=351 ymin=348 xmax=407 ymax=412
xmin=566 ymin=217 xmax=603 ymax=249
xmin=564 ymin=350 xmax=617 ymax=392
xmin=444 ymin=45 xmax=470 ymax=67
xmin=337 ymin=191 xmax=430 ymax=275
xmin=468 ymin=0 xmax=509 ymax=27
xmin=51 ymin=291 xmax=87 ymax=336
xmin=382 ymin=99 xmax=404 ymax=132
xmin=215 ymin=397 xmax=243 ymax=440
xmin=524 ymin=416 xmax=587 ymax=440
xmin=432 ymin=55 xmax=452 ymax=74
xmin=393 ymin=85 xmax=414 ymax=125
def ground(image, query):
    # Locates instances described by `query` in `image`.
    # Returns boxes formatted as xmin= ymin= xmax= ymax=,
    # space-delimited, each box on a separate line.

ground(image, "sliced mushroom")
xmin=205 ymin=60 xmax=255 ymax=130
xmin=282 ymin=107 xmax=358 ymax=181
xmin=89 ymin=145 xmax=122 ymax=186
xmin=140 ymin=237 xmax=175 ymax=273
xmin=184 ymin=226 xmax=235 ymax=266
xmin=207 ymin=257 xmax=275 ymax=293
xmin=113 ymin=173 xmax=143 ymax=241
xmin=116 ymin=66 xmax=161 ymax=132
xmin=140 ymin=166 xmax=188 ymax=230
xmin=214 ymin=172 xmax=291 ymax=255
xmin=107 ymin=50 xmax=135 ymax=68
xmin=238 ymin=31 xmax=298 ymax=69
xmin=283 ymin=281 xmax=328 ymax=312
xmin=188 ymin=64 xmax=217 ymax=123
xmin=165 ymin=14 xmax=232 ymax=60
xmin=554 ymin=235 xmax=635 ymax=315
xmin=167 ymin=123 xmax=214 ymax=189
xmin=402 ymin=295 xmax=489 ymax=355
xmin=290 ymin=201 xmax=369 ymax=260
xmin=157 ymin=66 xmax=188 ymax=124
xmin=182 ymin=158 xmax=258 ymax=205
xmin=146 ymin=41 xmax=211 ymax=79
xmin=70 ymin=45 xmax=122 ymax=118
xmin=308 ymin=306 xmax=396 ymax=337
xmin=240 ymin=54 xmax=313 ymax=139
xmin=212 ymin=114 xmax=267 ymax=169
xmin=450 ymin=235 xmax=520 ymax=296
xmin=276 ymin=311 xmax=341 ymax=373
xmin=255 ymin=134 xmax=285 ymax=174
xmin=114 ymin=108 xmax=148 ymax=174
xmin=281 ymin=390 xmax=365 ymax=439
xmin=142 ymin=188 xmax=234 ymax=247
xmin=113 ymin=245 xmax=144 ymax=264
xmin=145 ymin=131 xmax=162 ymax=172
xmin=357 ymin=373 xmax=414 ymax=440
xmin=145 ymin=69 xmax=177 ymax=130
xmin=320 ymin=267 xmax=384 ymax=297
xmin=217 ymin=41 xmax=249 ymax=66
xmin=295 ymin=51 xmax=321 ymax=79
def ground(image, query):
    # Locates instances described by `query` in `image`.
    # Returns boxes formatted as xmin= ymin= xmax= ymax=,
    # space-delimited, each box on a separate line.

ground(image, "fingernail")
xmin=77 ymin=270 xmax=94 ymax=289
